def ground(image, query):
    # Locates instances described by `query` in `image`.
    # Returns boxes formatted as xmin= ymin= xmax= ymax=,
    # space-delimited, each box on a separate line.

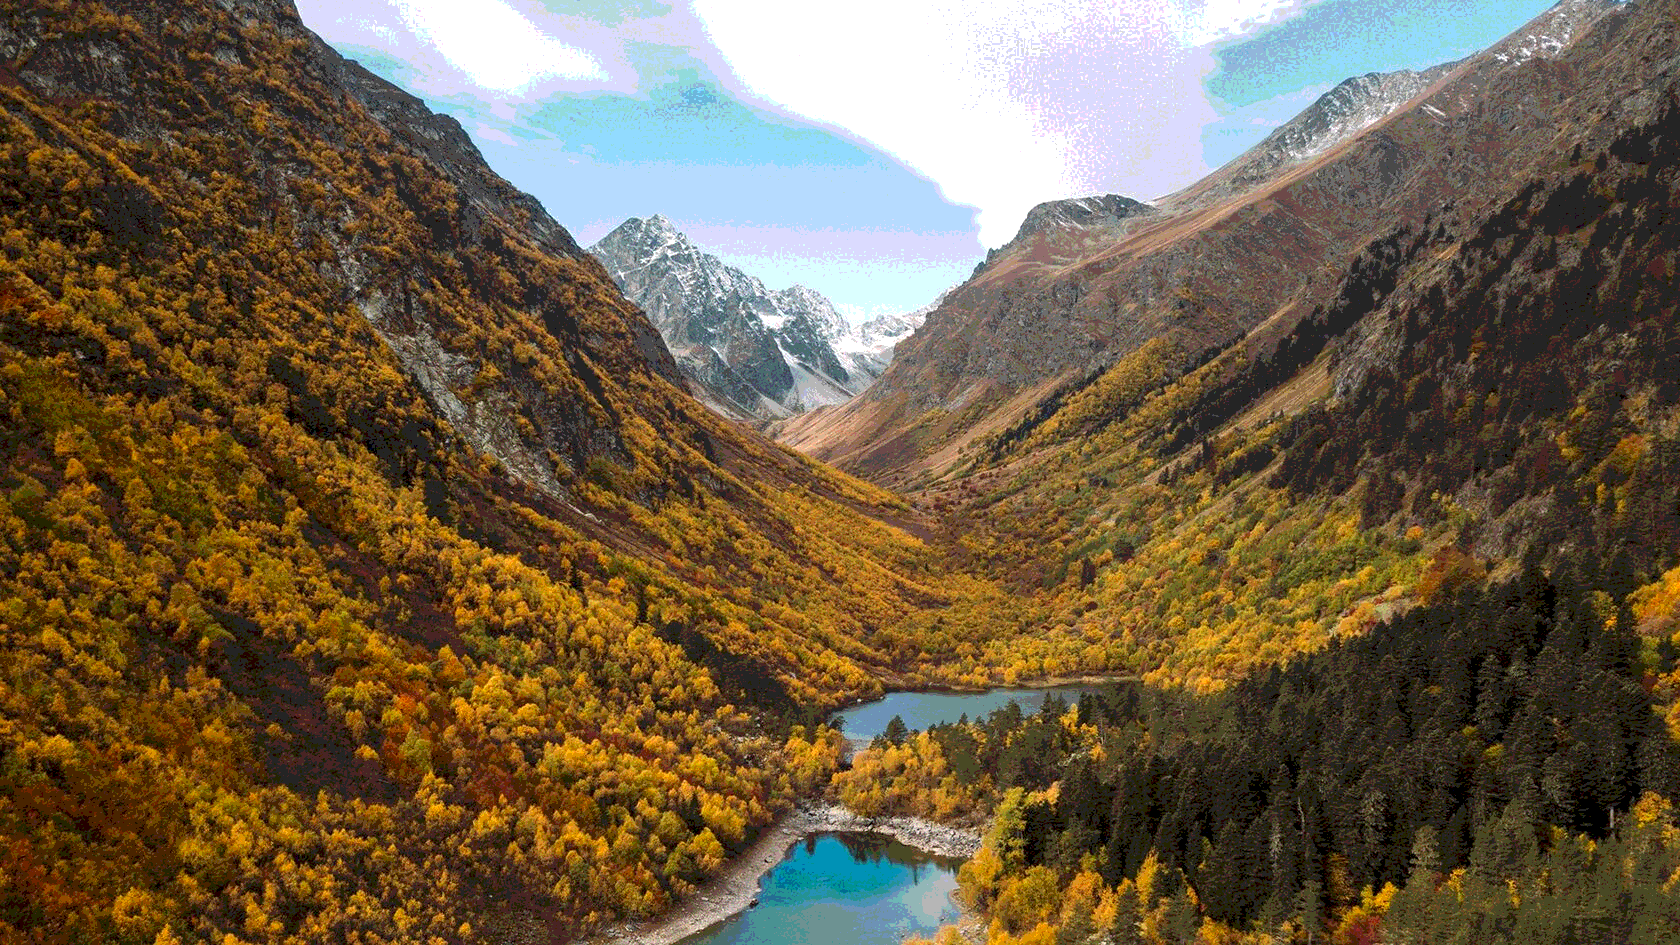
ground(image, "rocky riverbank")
xmin=800 ymin=803 xmax=983 ymax=859
xmin=580 ymin=802 xmax=983 ymax=945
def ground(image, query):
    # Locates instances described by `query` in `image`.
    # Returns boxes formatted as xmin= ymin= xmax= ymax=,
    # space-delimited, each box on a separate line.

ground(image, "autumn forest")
xmin=4 ymin=0 xmax=1680 ymax=943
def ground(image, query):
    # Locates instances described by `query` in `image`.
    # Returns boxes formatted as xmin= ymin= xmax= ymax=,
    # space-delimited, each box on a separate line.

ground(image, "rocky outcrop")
xmin=973 ymin=194 xmax=1156 ymax=277
xmin=1184 ymin=64 xmax=1459 ymax=210
xmin=801 ymin=802 xmax=983 ymax=859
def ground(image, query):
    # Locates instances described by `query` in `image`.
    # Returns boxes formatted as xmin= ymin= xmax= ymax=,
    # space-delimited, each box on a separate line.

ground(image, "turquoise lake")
xmin=677 ymin=834 xmax=963 ymax=945
xmin=679 ymin=687 xmax=1115 ymax=945
xmin=832 ymin=684 xmax=1095 ymax=744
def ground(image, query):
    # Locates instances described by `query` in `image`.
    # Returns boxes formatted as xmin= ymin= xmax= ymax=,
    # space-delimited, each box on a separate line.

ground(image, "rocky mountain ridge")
xmin=775 ymin=0 xmax=1630 ymax=486
xmin=972 ymin=194 xmax=1156 ymax=277
xmin=591 ymin=216 xmax=909 ymax=421
xmin=1181 ymin=62 xmax=1460 ymax=210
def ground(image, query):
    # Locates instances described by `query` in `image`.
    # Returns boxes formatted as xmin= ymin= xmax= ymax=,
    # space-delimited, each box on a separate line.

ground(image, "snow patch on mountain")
xmin=830 ymin=297 xmax=940 ymax=379
xmin=1491 ymin=0 xmax=1623 ymax=65
xmin=1204 ymin=63 xmax=1458 ymax=201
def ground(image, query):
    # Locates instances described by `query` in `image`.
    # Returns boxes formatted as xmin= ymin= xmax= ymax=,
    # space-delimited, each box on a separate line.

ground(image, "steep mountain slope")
xmin=591 ymin=216 xmax=875 ymax=421
xmin=778 ymin=0 xmax=1626 ymax=487
xmin=1182 ymin=62 xmax=1459 ymax=209
xmin=895 ymin=0 xmax=1676 ymax=691
xmin=844 ymin=3 xmax=1680 ymax=939
xmin=0 ymin=0 xmax=1016 ymax=941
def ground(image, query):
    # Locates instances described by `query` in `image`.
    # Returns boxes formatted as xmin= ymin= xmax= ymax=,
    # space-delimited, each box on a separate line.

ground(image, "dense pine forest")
xmin=873 ymin=568 xmax=1680 ymax=943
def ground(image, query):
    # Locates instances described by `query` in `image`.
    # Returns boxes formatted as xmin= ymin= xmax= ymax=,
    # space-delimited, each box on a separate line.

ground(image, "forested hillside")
xmin=882 ymin=569 xmax=1680 ymax=944
xmin=837 ymin=0 xmax=1680 ymax=940
xmin=0 ymin=0 xmax=1015 ymax=940
xmin=912 ymin=0 xmax=1680 ymax=693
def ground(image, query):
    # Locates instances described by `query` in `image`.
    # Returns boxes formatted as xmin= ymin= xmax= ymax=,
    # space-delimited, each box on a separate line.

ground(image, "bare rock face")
xmin=777 ymin=0 xmax=1629 ymax=483
xmin=592 ymin=216 xmax=911 ymax=420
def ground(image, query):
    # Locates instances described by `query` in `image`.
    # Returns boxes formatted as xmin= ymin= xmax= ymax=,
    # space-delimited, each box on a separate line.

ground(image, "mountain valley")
xmin=3 ymin=0 xmax=1680 ymax=943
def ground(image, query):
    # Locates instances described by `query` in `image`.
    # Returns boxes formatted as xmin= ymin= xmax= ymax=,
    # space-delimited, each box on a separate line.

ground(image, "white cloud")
xmin=472 ymin=124 xmax=518 ymax=146
xmin=691 ymin=0 xmax=1247 ymax=246
xmin=295 ymin=0 xmax=1338 ymax=248
xmin=1175 ymin=0 xmax=1320 ymax=44
xmin=297 ymin=0 xmax=611 ymax=94
xmin=391 ymin=0 xmax=607 ymax=91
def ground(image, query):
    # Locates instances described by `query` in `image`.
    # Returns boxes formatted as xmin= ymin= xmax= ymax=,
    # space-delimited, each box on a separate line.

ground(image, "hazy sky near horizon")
xmin=295 ymin=0 xmax=1555 ymax=321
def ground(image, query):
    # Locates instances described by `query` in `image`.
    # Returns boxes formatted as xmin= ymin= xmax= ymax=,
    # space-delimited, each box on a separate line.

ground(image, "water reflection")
xmin=678 ymin=833 xmax=962 ymax=945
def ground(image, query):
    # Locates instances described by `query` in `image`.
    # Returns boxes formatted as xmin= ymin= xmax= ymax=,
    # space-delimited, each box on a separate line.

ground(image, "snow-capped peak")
xmin=590 ymin=217 xmax=901 ymax=421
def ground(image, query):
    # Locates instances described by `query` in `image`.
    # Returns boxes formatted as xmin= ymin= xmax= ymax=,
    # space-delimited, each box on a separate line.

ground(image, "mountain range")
xmin=776 ymin=0 xmax=1629 ymax=487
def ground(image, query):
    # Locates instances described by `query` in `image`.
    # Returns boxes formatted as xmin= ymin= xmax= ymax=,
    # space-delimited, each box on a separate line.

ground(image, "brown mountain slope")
xmin=777 ymin=0 xmax=1627 ymax=488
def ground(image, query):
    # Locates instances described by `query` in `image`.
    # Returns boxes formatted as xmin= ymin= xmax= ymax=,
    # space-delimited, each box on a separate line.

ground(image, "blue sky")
xmin=296 ymin=0 xmax=1557 ymax=320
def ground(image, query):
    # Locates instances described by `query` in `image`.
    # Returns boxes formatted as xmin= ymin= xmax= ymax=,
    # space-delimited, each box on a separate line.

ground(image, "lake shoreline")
xmin=831 ymin=673 xmax=1140 ymax=713
xmin=579 ymin=802 xmax=983 ymax=945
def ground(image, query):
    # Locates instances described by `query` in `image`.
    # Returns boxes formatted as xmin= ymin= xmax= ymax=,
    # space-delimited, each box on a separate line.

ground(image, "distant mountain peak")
xmin=591 ymin=218 xmax=913 ymax=421
xmin=1013 ymin=194 xmax=1155 ymax=245
xmin=1488 ymin=0 xmax=1624 ymax=65
xmin=607 ymin=214 xmax=689 ymax=251
xmin=639 ymin=213 xmax=681 ymax=238
xmin=1179 ymin=62 xmax=1459 ymax=208
xmin=1175 ymin=0 xmax=1623 ymax=212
